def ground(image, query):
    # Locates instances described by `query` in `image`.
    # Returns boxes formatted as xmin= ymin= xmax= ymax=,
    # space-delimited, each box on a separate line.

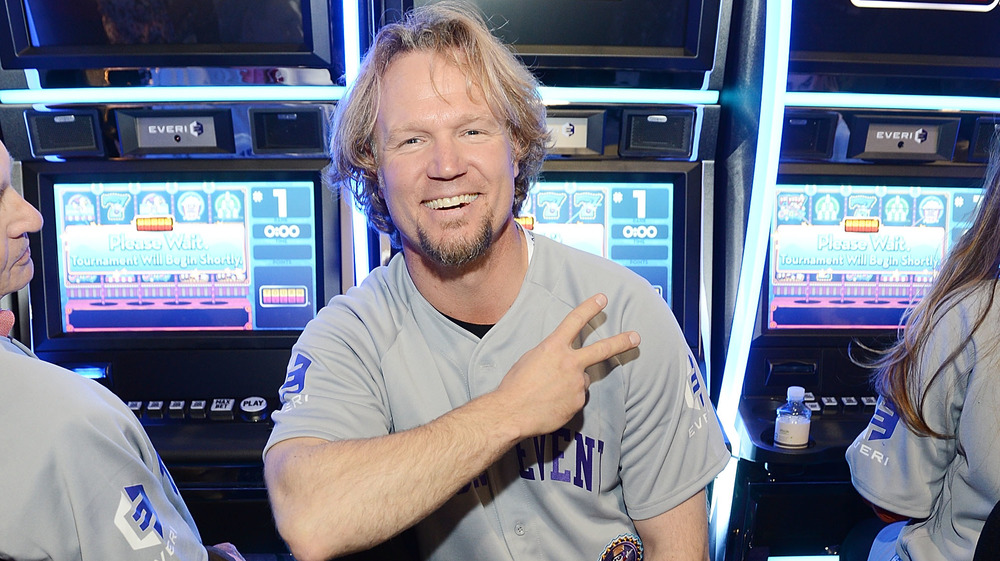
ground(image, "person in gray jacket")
xmin=0 ymin=138 xmax=245 ymax=561
xmin=847 ymin=148 xmax=1000 ymax=561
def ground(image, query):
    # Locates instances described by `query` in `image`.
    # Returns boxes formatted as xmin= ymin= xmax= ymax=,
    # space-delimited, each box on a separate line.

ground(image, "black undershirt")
xmin=446 ymin=315 xmax=494 ymax=338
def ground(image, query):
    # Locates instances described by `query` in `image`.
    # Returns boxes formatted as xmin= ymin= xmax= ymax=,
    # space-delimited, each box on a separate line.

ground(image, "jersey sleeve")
xmin=0 ymin=354 xmax=209 ymax=561
xmin=846 ymin=298 xmax=974 ymax=519
xmin=617 ymin=288 xmax=730 ymax=520
xmin=265 ymin=294 xmax=394 ymax=454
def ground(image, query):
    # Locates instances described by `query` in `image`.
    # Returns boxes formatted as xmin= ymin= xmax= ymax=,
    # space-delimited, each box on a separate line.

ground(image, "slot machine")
xmin=721 ymin=1 xmax=1000 ymax=558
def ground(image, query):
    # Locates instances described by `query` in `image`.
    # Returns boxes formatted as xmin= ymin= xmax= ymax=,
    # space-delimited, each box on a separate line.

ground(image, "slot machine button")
xmin=861 ymin=396 xmax=878 ymax=412
xmin=145 ymin=400 xmax=165 ymax=419
xmin=127 ymin=401 xmax=143 ymax=417
xmin=820 ymin=396 xmax=840 ymax=414
xmin=803 ymin=391 xmax=816 ymax=402
xmin=239 ymin=396 xmax=270 ymax=423
xmin=841 ymin=396 xmax=859 ymax=413
xmin=189 ymin=400 xmax=208 ymax=419
xmin=167 ymin=400 xmax=186 ymax=419
xmin=806 ymin=400 xmax=821 ymax=415
xmin=209 ymin=398 xmax=236 ymax=421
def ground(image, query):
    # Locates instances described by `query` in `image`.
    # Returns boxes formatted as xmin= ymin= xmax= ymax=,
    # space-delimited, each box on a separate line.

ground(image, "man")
xmin=0 ymin=138 xmax=244 ymax=561
xmin=263 ymin=3 xmax=730 ymax=561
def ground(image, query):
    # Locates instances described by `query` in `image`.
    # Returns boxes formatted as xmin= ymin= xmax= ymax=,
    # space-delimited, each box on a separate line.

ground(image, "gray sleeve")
xmin=618 ymin=288 xmax=730 ymax=520
xmin=0 ymin=354 xmax=208 ymax=561
xmin=265 ymin=297 xmax=392 ymax=455
xmin=846 ymin=299 xmax=972 ymax=518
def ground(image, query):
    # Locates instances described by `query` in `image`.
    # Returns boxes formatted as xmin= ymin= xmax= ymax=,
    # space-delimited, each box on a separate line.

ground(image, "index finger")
xmin=549 ymin=293 xmax=611 ymax=345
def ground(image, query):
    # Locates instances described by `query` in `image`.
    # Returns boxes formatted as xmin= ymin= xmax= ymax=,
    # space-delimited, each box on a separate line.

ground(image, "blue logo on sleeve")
xmin=114 ymin=484 xmax=164 ymax=550
xmin=684 ymin=354 xmax=706 ymax=409
xmin=279 ymin=353 xmax=312 ymax=400
xmin=867 ymin=399 xmax=901 ymax=441
xmin=157 ymin=454 xmax=180 ymax=496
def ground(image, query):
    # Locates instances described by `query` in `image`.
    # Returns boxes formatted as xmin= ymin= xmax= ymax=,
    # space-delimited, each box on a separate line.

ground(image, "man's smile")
xmin=422 ymin=193 xmax=480 ymax=210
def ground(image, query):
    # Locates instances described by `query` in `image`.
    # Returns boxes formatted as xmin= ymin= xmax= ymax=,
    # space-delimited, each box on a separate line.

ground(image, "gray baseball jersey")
xmin=266 ymin=232 xmax=730 ymax=561
xmin=0 ymin=340 xmax=209 ymax=561
xmin=846 ymin=281 xmax=1000 ymax=561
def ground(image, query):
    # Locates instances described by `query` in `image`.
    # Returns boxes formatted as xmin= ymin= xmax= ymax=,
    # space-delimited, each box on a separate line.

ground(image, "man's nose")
xmin=427 ymin=137 xmax=467 ymax=180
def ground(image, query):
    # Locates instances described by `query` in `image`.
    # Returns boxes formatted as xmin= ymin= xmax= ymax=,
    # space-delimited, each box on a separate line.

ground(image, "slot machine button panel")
xmin=145 ymin=400 xmax=165 ymax=419
xmin=820 ymin=396 xmax=840 ymax=414
xmin=167 ymin=400 xmax=186 ymax=419
xmin=840 ymin=396 xmax=859 ymax=413
xmin=127 ymin=401 xmax=143 ymax=417
xmin=209 ymin=398 xmax=236 ymax=421
xmin=239 ymin=396 xmax=270 ymax=423
xmin=188 ymin=400 xmax=208 ymax=419
xmin=861 ymin=396 xmax=878 ymax=412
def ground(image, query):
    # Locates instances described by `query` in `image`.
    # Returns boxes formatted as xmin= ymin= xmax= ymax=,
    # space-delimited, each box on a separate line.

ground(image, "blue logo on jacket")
xmin=114 ymin=484 xmax=164 ymax=550
xmin=867 ymin=399 xmax=901 ymax=441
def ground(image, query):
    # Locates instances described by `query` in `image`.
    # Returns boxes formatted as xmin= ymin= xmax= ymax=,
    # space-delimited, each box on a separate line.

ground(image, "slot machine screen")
xmin=525 ymin=163 xmax=703 ymax=349
xmin=378 ymin=0 xmax=721 ymax=87
xmin=21 ymin=159 xmax=343 ymax=399
xmin=789 ymin=1 xmax=1000 ymax=81
xmin=0 ymin=0 xmax=343 ymax=74
xmin=767 ymin=177 xmax=984 ymax=332
xmin=49 ymin=178 xmax=318 ymax=333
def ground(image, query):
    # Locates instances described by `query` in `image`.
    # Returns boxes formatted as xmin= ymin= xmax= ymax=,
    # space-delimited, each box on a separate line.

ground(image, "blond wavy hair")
xmin=326 ymin=1 xmax=549 ymax=246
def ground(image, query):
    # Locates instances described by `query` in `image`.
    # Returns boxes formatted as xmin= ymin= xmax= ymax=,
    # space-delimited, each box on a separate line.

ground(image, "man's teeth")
xmin=423 ymin=194 xmax=479 ymax=209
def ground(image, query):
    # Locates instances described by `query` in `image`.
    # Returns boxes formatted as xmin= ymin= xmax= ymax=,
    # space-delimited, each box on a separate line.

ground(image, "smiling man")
xmin=262 ymin=3 xmax=729 ymax=561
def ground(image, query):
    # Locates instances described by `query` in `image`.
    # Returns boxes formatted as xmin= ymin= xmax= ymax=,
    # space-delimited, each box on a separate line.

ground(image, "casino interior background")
xmin=2 ymin=0 xmax=999 ymax=560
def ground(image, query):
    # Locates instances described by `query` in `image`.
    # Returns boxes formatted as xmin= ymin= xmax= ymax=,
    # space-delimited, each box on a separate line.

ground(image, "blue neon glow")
xmin=342 ymin=0 xmax=361 ymax=83
xmin=785 ymin=91 xmax=1000 ymax=112
xmin=72 ymin=366 xmax=108 ymax=380
xmin=767 ymin=557 xmax=839 ymax=561
xmin=718 ymin=0 xmax=793 ymax=454
xmin=540 ymin=87 xmax=719 ymax=106
xmin=352 ymin=203 xmax=371 ymax=288
xmin=0 ymin=85 xmax=718 ymax=107
xmin=710 ymin=5 xmax=792 ymax=559
xmin=0 ymin=85 xmax=346 ymax=105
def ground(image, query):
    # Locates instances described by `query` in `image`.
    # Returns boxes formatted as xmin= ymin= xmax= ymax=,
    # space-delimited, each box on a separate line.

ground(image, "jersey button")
xmin=514 ymin=523 xmax=526 ymax=536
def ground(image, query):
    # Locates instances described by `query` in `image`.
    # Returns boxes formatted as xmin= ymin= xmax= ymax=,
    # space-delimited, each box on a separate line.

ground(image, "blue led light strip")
xmin=0 ymin=85 xmax=347 ymax=105
xmin=785 ymin=91 xmax=1000 ymax=112
xmin=0 ymin=85 xmax=719 ymax=107
xmin=717 ymin=0 xmax=792 ymax=451
xmin=541 ymin=87 xmax=719 ymax=106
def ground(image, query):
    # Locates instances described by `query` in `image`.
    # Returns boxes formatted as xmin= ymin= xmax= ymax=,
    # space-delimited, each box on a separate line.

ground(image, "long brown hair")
xmin=866 ymin=151 xmax=1000 ymax=437
xmin=327 ymin=1 xmax=549 ymax=246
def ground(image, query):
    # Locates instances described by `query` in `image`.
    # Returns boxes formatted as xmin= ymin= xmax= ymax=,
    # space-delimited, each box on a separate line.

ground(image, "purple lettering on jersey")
xmin=573 ymin=433 xmax=598 ymax=491
xmin=550 ymin=428 xmax=572 ymax=482
xmin=532 ymin=434 xmax=547 ymax=481
xmin=279 ymin=354 xmax=312 ymax=400
xmin=868 ymin=399 xmax=901 ymax=441
xmin=515 ymin=442 xmax=535 ymax=480
xmin=457 ymin=472 xmax=489 ymax=495
xmin=517 ymin=430 xmax=606 ymax=492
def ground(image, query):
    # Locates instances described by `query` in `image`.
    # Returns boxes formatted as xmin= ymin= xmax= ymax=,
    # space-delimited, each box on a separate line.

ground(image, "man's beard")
xmin=415 ymin=216 xmax=495 ymax=268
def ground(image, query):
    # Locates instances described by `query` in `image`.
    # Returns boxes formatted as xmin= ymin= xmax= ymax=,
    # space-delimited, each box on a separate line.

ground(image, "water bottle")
xmin=774 ymin=385 xmax=811 ymax=449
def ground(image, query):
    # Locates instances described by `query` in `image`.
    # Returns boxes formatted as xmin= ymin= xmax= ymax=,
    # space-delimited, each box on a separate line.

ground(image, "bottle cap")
xmin=787 ymin=386 xmax=805 ymax=401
